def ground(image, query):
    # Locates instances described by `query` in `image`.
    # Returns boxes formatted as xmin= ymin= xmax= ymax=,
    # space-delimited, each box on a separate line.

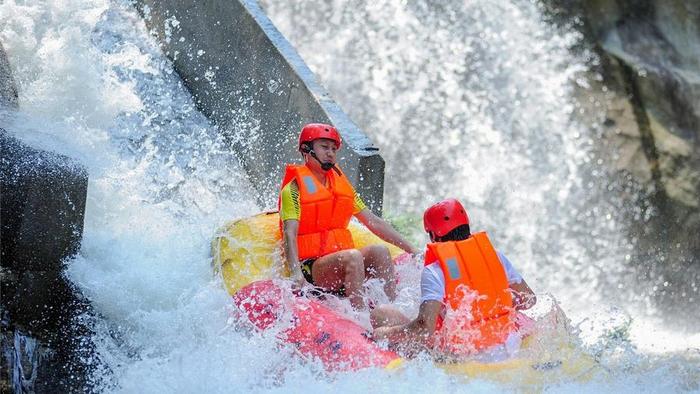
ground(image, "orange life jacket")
xmin=278 ymin=164 xmax=355 ymax=259
xmin=425 ymin=232 xmax=515 ymax=353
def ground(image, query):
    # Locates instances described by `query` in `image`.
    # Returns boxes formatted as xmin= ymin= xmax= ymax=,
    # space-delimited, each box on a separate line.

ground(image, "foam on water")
xmin=1 ymin=0 xmax=698 ymax=391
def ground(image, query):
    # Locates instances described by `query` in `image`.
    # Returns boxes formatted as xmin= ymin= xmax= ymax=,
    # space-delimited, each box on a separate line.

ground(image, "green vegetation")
xmin=384 ymin=212 xmax=426 ymax=247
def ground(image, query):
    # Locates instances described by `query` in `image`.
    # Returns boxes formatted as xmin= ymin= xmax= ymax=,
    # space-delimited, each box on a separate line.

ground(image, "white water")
xmin=261 ymin=0 xmax=700 ymax=387
xmin=1 ymin=0 xmax=698 ymax=392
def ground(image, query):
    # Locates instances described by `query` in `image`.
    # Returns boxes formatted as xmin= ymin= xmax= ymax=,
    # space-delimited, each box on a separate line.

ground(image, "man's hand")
xmin=355 ymin=209 xmax=418 ymax=254
xmin=372 ymin=326 xmax=394 ymax=341
xmin=509 ymin=280 xmax=537 ymax=310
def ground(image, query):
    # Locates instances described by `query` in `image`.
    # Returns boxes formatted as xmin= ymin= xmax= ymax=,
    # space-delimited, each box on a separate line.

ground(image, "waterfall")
xmin=259 ymin=0 xmax=700 ymax=352
xmin=1 ymin=0 xmax=697 ymax=391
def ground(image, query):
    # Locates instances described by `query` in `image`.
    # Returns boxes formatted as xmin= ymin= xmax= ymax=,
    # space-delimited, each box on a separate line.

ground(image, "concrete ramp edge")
xmin=135 ymin=0 xmax=385 ymax=213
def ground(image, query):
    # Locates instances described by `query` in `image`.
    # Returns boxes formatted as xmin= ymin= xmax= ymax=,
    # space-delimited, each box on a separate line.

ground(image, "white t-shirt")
xmin=420 ymin=251 xmax=523 ymax=303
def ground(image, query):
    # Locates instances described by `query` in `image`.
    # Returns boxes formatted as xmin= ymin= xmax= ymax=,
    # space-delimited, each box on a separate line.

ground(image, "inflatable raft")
xmin=212 ymin=212 xmax=601 ymax=384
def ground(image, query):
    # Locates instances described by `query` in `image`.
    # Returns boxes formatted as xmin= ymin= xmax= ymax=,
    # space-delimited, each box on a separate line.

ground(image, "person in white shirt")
xmin=371 ymin=198 xmax=536 ymax=357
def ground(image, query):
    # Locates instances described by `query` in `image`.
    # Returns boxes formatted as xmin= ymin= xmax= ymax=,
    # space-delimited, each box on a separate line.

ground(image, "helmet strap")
xmin=304 ymin=144 xmax=341 ymax=175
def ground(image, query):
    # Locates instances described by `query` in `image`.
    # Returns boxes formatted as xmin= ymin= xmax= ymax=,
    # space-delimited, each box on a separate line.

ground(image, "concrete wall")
xmin=134 ymin=0 xmax=385 ymax=213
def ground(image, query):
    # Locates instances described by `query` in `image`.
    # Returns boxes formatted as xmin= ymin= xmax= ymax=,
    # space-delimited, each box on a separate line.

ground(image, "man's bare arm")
xmin=373 ymin=300 xmax=442 ymax=346
xmin=282 ymin=219 xmax=306 ymax=287
xmin=510 ymin=279 xmax=536 ymax=310
xmin=355 ymin=209 xmax=419 ymax=254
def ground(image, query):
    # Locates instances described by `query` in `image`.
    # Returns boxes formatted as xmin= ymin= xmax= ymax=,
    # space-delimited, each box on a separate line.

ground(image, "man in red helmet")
xmin=279 ymin=123 xmax=418 ymax=309
xmin=370 ymin=198 xmax=536 ymax=357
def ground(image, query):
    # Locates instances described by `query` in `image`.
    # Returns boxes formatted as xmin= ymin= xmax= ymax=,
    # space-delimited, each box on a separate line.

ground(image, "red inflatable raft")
xmin=233 ymin=279 xmax=403 ymax=371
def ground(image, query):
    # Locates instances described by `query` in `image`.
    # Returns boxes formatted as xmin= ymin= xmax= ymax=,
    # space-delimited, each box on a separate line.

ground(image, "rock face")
xmin=545 ymin=0 xmax=699 ymax=323
xmin=587 ymin=1 xmax=699 ymax=210
xmin=550 ymin=0 xmax=700 ymax=229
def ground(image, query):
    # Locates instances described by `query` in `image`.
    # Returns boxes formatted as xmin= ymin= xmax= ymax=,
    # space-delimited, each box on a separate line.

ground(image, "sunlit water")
xmin=1 ymin=0 xmax=698 ymax=392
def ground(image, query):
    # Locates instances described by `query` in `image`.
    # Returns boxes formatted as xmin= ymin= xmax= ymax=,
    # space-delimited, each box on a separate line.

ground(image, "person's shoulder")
xmin=420 ymin=261 xmax=446 ymax=302
xmin=280 ymin=180 xmax=300 ymax=205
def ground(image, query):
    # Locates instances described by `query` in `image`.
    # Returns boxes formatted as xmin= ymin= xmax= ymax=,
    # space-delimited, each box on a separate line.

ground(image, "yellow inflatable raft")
xmin=212 ymin=212 xmax=602 ymax=386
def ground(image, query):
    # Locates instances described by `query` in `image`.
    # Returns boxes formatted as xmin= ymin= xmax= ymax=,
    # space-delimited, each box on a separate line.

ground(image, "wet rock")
xmin=602 ymin=91 xmax=654 ymax=184
xmin=547 ymin=0 xmax=700 ymax=213
xmin=1 ymin=130 xmax=96 ymax=391
xmin=592 ymin=1 xmax=698 ymax=209
xmin=544 ymin=0 xmax=700 ymax=326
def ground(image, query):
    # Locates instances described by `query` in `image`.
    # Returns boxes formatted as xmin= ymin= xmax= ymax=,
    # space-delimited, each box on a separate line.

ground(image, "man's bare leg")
xmin=360 ymin=244 xmax=397 ymax=300
xmin=312 ymin=249 xmax=365 ymax=309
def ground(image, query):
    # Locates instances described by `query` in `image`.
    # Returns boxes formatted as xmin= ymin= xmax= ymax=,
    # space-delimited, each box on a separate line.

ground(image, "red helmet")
xmin=298 ymin=123 xmax=342 ymax=150
xmin=423 ymin=198 xmax=470 ymax=238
